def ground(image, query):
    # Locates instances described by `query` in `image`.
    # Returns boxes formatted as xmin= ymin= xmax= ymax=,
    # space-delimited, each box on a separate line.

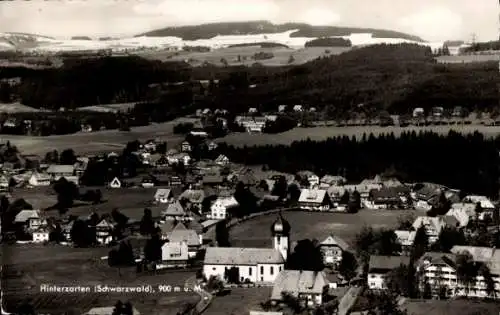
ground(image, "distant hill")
xmin=305 ymin=37 xmax=352 ymax=47
xmin=138 ymin=20 xmax=424 ymax=42
xmin=71 ymin=36 xmax=92 ymax=40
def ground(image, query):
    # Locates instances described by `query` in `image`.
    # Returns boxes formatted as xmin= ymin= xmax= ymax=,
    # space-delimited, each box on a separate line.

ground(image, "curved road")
xmin=185 ymin=275 xmax=213 ymax=314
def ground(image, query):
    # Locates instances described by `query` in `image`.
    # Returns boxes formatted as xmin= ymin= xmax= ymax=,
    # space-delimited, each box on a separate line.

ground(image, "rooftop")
xmin=204 ymin=247 xmax=285 ymax=265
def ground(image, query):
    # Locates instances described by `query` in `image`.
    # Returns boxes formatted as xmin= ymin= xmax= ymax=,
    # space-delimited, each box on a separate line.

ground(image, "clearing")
xmin=217 ymin=125 xmax=500 ymax=147
xmin=0 ymin=102 xmax=42 ymax=113
xmin=229 ymin=209 xmax=423 ymax=248
xmin=401 ymin=298 xmax=500 ymax=315
xmin=204 ymin=287 xmax=272 ymax=315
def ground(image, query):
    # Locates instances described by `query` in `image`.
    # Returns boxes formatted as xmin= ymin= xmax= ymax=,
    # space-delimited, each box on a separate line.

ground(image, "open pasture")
xmin=229 ymin=209 xmax=423 ymax=248
xmin=436 ymin=54 xmax=500 ymax=63
xmin=204 ymin=287 xmax=272 ymax=315
xmin=139 ymin=47 xmax=349 ymax=66
xmin=0 ymin=102 xmax=41 ymax=113
xmin=3 ymin=244 xmax=199 ymax=314
xmin=401 ymin=298 xmax=500 ymax=315
xmin=217 ymin=125 xmax=500 ymax=147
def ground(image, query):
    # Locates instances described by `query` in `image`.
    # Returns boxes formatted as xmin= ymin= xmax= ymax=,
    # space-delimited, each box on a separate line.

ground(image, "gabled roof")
xmin=215 ymin=154 xmax=229 ymax=163
xmin=14 ymin=210 xmax=41 ymax=223
xmin=46 ymin=164 xmax=74 ymax=174
xmin=394 ymin=230 xmax=416 ymax=246
xmin=298 ymin=189 xmax=328 ymax=204
xmin=202 ymin=174 xmax=224 ymax=184
xmin=320 ymin=235 xmax=350 ymax=250
xmin=463 ymin=195 xmax=496 ymax=209
xmin=163 ymin=201 xmax=186 ymax=216
xmin=418 ymin=252 xmax=457 ymax=269
xmin=31 ymin=172 xmax=51 ymax=181
xmin=368 ymin=255 xmax=410 ymax=271
xmin=271 ymin=270 xmax=328 ymax=300
xmin=204 ymin=247 xmax=285 ymax=265
xmin=179 ymin=189 xmax=205 ymax=203
xmin=213 ymin=196 xmax=239 ymax=209
xmin=166 ymin=228 xmax=200 ymax=246
xmin=96 ymin=219 xmax=113 ymax=228
xmin=320 ymin=175 xmax=346 ymax=185
xmin=450 ymin=246 xmax=495 ymax=262
xmin=154 ymin=188 xmax=172 ymax=199
xmin=412 ymin=216 xmax=445 ymax=233
xmin=370 ymin=188 xmax=400 ymax=201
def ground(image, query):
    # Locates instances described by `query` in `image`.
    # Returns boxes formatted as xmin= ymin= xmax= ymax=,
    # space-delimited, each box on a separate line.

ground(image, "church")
xmin=203 ymin=213 xmax=291 ymax=284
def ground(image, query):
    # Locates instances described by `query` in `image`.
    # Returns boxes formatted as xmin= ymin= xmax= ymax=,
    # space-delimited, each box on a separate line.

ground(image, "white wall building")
xmin=210 ymin=196 xmax=239 ymax=220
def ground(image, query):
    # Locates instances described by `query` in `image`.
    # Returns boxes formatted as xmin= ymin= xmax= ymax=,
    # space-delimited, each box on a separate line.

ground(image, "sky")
xmin=0 ymin=0 xmax=498 ymax=42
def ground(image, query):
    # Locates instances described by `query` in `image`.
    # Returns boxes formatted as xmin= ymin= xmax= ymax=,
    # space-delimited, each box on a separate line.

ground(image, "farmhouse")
xmin=319 ymin=235 xmax=350 ymax=268
xmin=368 ymin=255 xmax=410 ymax=290
xmin=210 ymin=196 xmax=239 ymax=220
xmin=394 ymin=230 xmax=416 ymax=254
xmin=95 ymin=219 xmax=113 ymax=245
xmin=181 ymin=141 xmax=192 ymax=152
xmin=154 ymin=188 xmax=173 ymax=204
xmin=415 ymin=252 xmax=460 ymax=298
xmin=162 ymin=201 xmax=189 ymax=221
xmin=46 ymin=164 xmax=75 ymax=180
xmin=365 ymin=188 xmax=402 ymax=209
xmin=161 ymin=241 xmax=189 ymax=268
xmin=215 ymin=154 xmax=230 ymax=166
xmin=319 ymin=175 xmax=346 ymax=188
xmin=28 ymin=172 xmax=51 ymax=187
xmin=167 ymin=153 xmax=191 ymax=166
xmin=163 ymin=223 xmax=201 ymax=258
xmin=298 ymin=189 xmax=331 ymax=211
xmin=463 ymin=195 xmax=496 ymax=214
xmin=412 ymin=216 xmax=450 ymax=243
xmin=271 ymin=270 xmax=330 ymax=308
xmin=14 ymin=210 xmax=45 ymax=231
xmin=203 ymin=214 xmax=290 ymax=283
xmin=446 ymin=203 xmax=476 ymax=227
xmin=179 ymin=189 xmax=205 ymax=209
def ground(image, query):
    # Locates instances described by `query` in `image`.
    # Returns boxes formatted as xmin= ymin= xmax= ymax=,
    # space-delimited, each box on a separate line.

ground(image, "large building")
xmin=203 ymin=214 xmax=290 ymax=284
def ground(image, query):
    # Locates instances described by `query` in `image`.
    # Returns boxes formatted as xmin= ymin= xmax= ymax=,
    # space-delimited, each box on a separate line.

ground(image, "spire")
xmin=271 ymin=211 xmax=291 ymax=236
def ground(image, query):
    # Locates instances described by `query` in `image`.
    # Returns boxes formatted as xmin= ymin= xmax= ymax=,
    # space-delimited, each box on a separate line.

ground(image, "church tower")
xmin=271 ymin=212 xmax=291 ymax=261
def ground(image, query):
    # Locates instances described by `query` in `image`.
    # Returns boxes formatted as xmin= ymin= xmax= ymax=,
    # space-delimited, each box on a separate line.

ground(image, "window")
xmin=260 ymin=266 xmax=264 ymax=274
xmin=277 ymin=237 xmax=280 ymax=245
xmin=279 ymin=266 xmax=282 ymax=272
xmin=370 ymin=282 xmax=376 ymax=287
xmin=212 ymin=267 xmax=216 ymax=271
xmin=249 ymin=267 xmax=252 ymax=276
xmin=270 ymin=266 xmax=274 ymax=275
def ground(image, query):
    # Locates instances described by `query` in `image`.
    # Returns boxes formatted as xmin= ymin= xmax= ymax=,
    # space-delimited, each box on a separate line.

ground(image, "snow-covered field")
xmin=0 ymin=30 xmax=444 ymax=54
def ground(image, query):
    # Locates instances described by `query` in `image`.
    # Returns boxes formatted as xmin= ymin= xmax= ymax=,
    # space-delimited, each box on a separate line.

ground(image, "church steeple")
xmin=271 ymin=212 xmax=291 ymax=261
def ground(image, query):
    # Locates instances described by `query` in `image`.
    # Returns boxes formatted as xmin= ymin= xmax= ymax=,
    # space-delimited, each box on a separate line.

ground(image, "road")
xmin=337 ymin=287 xmax=362 ymax=315
xmin=185 ymin=275 xmax=213 ymax=314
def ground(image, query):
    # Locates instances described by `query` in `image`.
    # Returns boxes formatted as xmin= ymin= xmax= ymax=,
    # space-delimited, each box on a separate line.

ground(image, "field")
xmin=139 ymin=47 xmax=350 ymax=66
xmin=204 ymin=287 xmax=272 ymax=315
xmin=0 ymin=102 xmax=41 ymax=113
xmin=217 ymin=125 xmax=500 ymax=147
xmin=76 ymin=102 xmax=138 ymax=113
xmin=436 ymin=54 xmax=500 ymax=63
xmin=401 ymin=299 xmax=500 ymax=315
xmin=229 ymin=209 xmax=423 ymax=248
xmin=2 ymin=242 xmax=200 ymax=315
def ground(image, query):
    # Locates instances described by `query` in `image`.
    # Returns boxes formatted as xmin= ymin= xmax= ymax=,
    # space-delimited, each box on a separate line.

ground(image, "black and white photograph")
xmin=2 ymin=0 xmax=500 ymax=314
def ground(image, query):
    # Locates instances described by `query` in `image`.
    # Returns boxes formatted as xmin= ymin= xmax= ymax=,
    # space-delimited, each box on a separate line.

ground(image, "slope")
xmin=137 ymin=20 xmax=424 ymax=42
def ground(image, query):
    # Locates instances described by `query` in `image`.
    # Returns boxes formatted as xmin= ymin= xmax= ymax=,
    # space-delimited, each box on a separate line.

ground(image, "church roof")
xmin=204 ymin=247 xmax=285 ymax=265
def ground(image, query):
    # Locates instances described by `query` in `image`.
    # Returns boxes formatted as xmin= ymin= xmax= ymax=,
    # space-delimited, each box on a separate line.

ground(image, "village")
xmin=2 ymin=132 xmax=500 ymax=315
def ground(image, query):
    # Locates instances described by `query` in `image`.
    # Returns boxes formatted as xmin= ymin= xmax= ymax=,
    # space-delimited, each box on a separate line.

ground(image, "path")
xmin=185 ymin=275 xmax=213 ymax=314
xmin=337 ymin=287 xmax=362 ymax=315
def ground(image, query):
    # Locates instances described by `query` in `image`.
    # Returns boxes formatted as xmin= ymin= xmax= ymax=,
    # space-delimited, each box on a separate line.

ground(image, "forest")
xmin=304 ymin=38 xmax=352 ymax=47
xmin=217 ymin=131 xmax=500 ymax=197
xmin=0 ymin=43 xmax=497 ymax=122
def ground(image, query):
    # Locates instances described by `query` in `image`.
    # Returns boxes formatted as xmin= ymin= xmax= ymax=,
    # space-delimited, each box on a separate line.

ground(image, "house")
xmin=447 ymin=203 xmax=476 ymax=227
xmin=141 ymin=176 xmax=155 ymax=188
xmin=296 ymin=171 xmax=319 ymax=188
xmin=319 ymin=235 xmax=350 ymax=268
xmin=394 ymin=230 xmax=416 ymax=253
xmin=181 ymin=141 xmax=192 ymax=152
xmin=210 ymin=196 xmax=239 ymax=220
xmin=190 ymin=130 xmax=209 ymax=138
xmin=160 ymin=241 xmax=189 ymax=268
xmin=248 ymin=107 xmax=258 ymax=114
xmin=319 ymin=175 xmax=346 ymax=188
xmin=28 ymin=172 xmax=51 ymax=187
xmin=203 ymin=214 xmax=290 ymax=283
xmin=463 ymin=195 xmax=496 ymax=216
xmin=265 ymin=115 xmax=278 ymax=122
xmin=14 ymin=210 xmax=44 ymax=231
xmin=155 ymin=155 xmax=169 ymax=169
xmin=366 ymin=188 xmax=402 ymax=209
xmin=154 ymin=188 xmax=173 ymax=204
xmin=202 ymin=174 xmax=225 ymax=187
xmin=293 ymin=105 xmax=303 ymax=112
xmin=412 ymin=216 xmax=450 ymax=243
xmin=163 ymin=223 xmax=201 ymax=258
xmin=83 ymin=306 xmax=141 ymax=315
xmin=207 ymin=141 xmax=218 ymax=151
xmin=162 ymin=201 xmax=189 ymax=221
xmin=431 ymin=106 xmax=444 ymax=117
xmin=0 ymin=175 xmax=9 ymax=192
xmin=278 ymin=105 xmax=287 ymax=112
xmin=367 ymin=255 xmax=410 ymax=290
xmin=159 ymin=221 xmax=203 ymax=245
xmin=46 ymin=164 xmax=75 ymax=180
xmin=169 ymin=175 xmax=183 ymax=186
xmin=271 ymin=270 xmax=330 ymax=308
xmin=95 ymin=219 xmax=113 ymax=245
xmin=298 ymin=189 xmax=331 ymax=211
xmin=32 ymin=225 xmax=50 ymax=243
xmin=108 ymin=177 xmax=121 ymax=189
xmin=413 ymin=107 xmax=425 ymax=118
xmin=415 ymin=252 xmax=458 ymax=298
xmin=452 ymin=106 xmax=464 ymax=117
xmin=215 ymin=154 xmax=230 ymax=166
xmin=167 ymin=153 xmax=191 ymax=166
xmin=357 ymin=176 xmax=384 ymax=198
xmin=179 ymin=189 xmax=205 ymax=209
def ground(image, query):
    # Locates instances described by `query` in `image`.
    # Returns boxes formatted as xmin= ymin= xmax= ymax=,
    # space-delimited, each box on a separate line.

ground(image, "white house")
xmin=46 ymin=164 xmax=75 ymax=180
xmin=463 ymin=195 xmax=496 ymax=217
xmin=368 ymin=255 xmax=410 ymax=290
xmin=28 ymin=172 xmax=51 ymax=187
xmin=394 ymin=230 xmax=416 ymax=253
xmin=447 ymin=203 xmax=476 ymax=227
xmin=14 ymin=210 xmax=44 ymax=231
xmin=32 ymin=226 xmax=50 ymax=243
xmin=298 ymin=189 xmax=331 ymax=211
xmin=413 ymin=107 xmax=425 ymax=118
xmin=0 ymin=175 xmax=9 ymax=192
xmin=163 ymin=223 xmax=201 ymax=258
xmin=210 ymin=196 xmax=239 ymax=220
xmin=293 ymin=105 xmax=303 ymax=112
xmin=95 ymin=219 xmax=113 ymax=245
xmin=167 ymin=153 xmax=191 ymax=166
xmin=319 ymin=235 xmax=350 ymax=268
xmin=215 ymin=154 xmax=230 ymax=166
xmin=160 ymin=241 xmax=189 ymax=268
xmin=108 ymin=177 xmax=121 ymax=189
xmin=162 ymin=201 xmax=189 ymax=221
xmin=203 ymin=214 xmax=290 ymax=283
xmin=154 ymin=188 xmax=173 ymax=204
xmin=271 ymin=270 xmax=330 ymax=308
xmin=278 ymin=105 xmax=287 ymax=112
xmin=412 ymin=216 xmax=447 ymax=244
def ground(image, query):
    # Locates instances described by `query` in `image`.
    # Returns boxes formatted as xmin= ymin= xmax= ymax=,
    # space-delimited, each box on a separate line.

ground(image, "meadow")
xmin=436 ymin=54 xmax=500 ymax=63
xmin=401 ymin=298 xmax=500 ymax=315
xmin=139 ymin=46 xmax=350 ymax=66
xmin=204 ymin=287 xmax=272 ymax=315
xmin=228 ymin=209 xmax=423 ymax=249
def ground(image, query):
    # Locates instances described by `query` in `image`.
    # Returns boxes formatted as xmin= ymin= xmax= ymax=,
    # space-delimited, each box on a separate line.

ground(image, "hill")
xmin=138 ymin=20 xmax=424 ymax=42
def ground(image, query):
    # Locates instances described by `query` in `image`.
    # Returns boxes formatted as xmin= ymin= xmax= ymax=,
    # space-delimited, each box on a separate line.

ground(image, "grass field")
xmin=0 ymin=102 xmax=41 ymax=113
xmin=401 ymin=298 xmax=500 ymax=315
xmin=139 ymin=47 xmax=350 ymax=66
xmin=217 ymin=125 xmax=500 ymax=147
xmin=204 ymin=287 xmax=272 ymax=315
xmin=229 ymin=209 xmax=423 ymax=248
xmin=436 ymin=54 xmax=500 ymax=63
xmin=2 ymin=243 xmax=200 ymax=314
